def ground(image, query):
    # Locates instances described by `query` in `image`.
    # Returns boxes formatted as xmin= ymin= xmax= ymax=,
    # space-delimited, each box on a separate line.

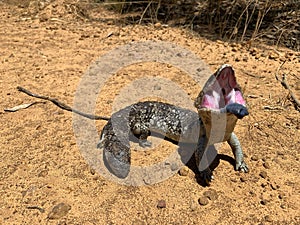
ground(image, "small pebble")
xmin=261 ymin=182 xmax=268 ymax=188
xmin=250 ymin=49 xmax=256 ymax=56
xmin=90 ymin=168 xmax=96 ymax=175
xmin=178 ymin=166 xmax=189 ymax=176
xmin=21 ymin=190 xmax=27 ymax=197
xmin=47 ymin=203 xmax=71 ymax=220
xmin=264 ymin=215 xmax=272 ymax=222
xmin=269 ymin=52 xmax=279 ymax=60
xmin=203 ymin=189 xmax=218 ymax=201
xmin=251 ymin=155 xmax=259 ymax=161
xmin=38 ymin=169 xmax=48 ymax=177
xmin=277 ymin=151 xmax=284 ymax=156
xmin=263 ymin=162 xmax=270 ymax=169
xmin=259 ymin=171 xmax=267 ymax=179
xmin=278 ymin=192 xmax=285 ymax=199
xmin=157 ymin=200 xmax=166 ymax=209
xmin=260 ymin=199 xmax=268 ymax=205
xmin=270 ymin=183 xmax=280 ymax=190
xmin=153 ymin=84 xmax=161 ymax=90
xmin=249 ymin=190 xmax=256 ymax=196
xmin=154 ymin=22 xmax=162 ymax=28
xmin=240 ymin=176 xmax=248 ymax=182
xmin=242 ymin=56 xmax=249 ymax=62
xmin=189 ymin=201 xmax=198 ymax=211
xmin=198 ymin=196 xmax=209 ymax=206
xmin=261 ymin=53 xmax=268 ymax=58
xmin=92 ymin=175 xmax=100 ymax=180
xmin=280 ymin=203 xmax=288 ymax=209
xmin=230 ymin=178 xmax=238 ymax=183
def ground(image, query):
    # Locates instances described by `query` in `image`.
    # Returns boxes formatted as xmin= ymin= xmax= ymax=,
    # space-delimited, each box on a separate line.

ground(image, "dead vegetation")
xmin=5 ymin=0 xmax=299 ymax=50
xmin=94 ymin=0 xmax=300 ymax=50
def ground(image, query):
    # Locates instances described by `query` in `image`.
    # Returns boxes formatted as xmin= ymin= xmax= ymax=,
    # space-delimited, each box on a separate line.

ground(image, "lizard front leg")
xmin=131 ymin=122 xmax=152 ymax=147
xmin=138 ymin=128 xmax=152 ymax=147
xmin=227 ymin=132 xmax=249 ymax=173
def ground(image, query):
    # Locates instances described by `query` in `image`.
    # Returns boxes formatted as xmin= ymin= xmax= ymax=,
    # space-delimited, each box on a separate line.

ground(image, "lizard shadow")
xmin=154 ymin=137 xmax=236 ymax=187
xmin=177 ymin=143 xmax=236 ymax=187
xmin=130 ymin=132 xmax=236 ymax=187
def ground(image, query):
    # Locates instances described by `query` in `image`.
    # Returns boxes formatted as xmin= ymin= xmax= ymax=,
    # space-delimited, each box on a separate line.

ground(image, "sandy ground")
xmin=0 ymin=1 xmax=299 ymax=224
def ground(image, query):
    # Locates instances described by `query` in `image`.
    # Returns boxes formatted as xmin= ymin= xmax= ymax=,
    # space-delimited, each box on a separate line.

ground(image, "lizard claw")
xmin=199 ymin=168 xmax=214 ymax=186
xmin=235 ymin=161 xmax=249 ymax=173
xmin=139 ymin=139 xmax=152 ymax=148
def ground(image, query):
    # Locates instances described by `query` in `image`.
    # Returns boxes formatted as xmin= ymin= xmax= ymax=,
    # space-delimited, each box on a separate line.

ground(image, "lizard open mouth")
xmin=199 ymin=64 xmax=246 ymax=110
xmin=194 ymin=64 xmax=249 ymax=142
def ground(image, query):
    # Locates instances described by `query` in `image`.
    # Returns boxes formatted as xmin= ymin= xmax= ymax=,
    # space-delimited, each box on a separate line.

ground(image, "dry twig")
xmin=4 ymin=102 xmax=44 ymax=112
xmin=275 ymin=60 xmax=286 ymax=81
xmin=281 ymin=74 xmax=300 ymax=110
xmin=275 ymin=62 xmax=300 ymax=111
xmin=239 ymin=68 xmax=265 ymax=78
xmin=138 ymin=0 xmax=152 ymax=24
xmin=17 ymin=86 xmax=110 ymax=120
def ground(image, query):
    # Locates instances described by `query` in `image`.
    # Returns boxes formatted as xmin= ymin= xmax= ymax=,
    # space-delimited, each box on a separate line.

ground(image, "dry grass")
xmin=6 ymin=0 xmax=299 ymax=50
xmin=89 ymin=0 xmax=300 ymax=50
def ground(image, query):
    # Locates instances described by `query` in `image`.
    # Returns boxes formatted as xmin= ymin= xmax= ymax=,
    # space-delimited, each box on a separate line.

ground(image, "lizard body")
xmin=97 ymin=101 xmax=204 ymax=178
xmin=98 ymin=64 xmax=249 ymax=184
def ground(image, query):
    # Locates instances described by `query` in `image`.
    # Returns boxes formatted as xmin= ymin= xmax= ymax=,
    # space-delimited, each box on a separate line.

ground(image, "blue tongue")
xmin=225 ymin=103 xmax=249 ymax=119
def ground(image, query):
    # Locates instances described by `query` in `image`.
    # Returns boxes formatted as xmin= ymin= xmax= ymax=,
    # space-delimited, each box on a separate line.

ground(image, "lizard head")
xmin=194 ymin=64 xmax=249 ymax=141
xmin=195 ymin=64 xmax=247 ymax=110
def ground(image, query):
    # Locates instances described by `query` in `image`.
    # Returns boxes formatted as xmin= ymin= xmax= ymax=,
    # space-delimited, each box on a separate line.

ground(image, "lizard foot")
xmin=199 ymin=168 xmax=214 ymax=186
xmin=235 ymin=161 xmax=249 ymax=173
xmin=139 ymin=139 xmax=152 ymax=148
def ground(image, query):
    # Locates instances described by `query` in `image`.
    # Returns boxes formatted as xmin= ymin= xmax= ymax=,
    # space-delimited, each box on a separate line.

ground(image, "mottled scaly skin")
xmin=97 ymin=101 xmax=204 ymax=178
xmin=98 ymin=64 xmax=249 ymax=184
